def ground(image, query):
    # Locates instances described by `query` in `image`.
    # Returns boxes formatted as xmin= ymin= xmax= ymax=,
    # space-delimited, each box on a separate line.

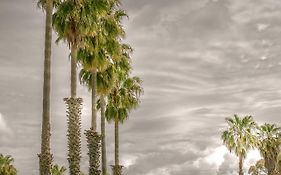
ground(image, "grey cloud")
xmin=1 ymin=0 xmax=281 ymax=174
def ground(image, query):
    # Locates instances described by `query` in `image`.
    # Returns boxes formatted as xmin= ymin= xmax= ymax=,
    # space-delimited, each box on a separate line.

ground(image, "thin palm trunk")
xmin=115 ymin=119 xmax=119 ymax=166
xmin=101 ymin=96 xmax=107 ymax=175
xmin=39 ymin=0 xmax=53 ymax=174
xmin=92 ymin=69 xmax=97 ymax=131
xmin=70 ymin=44 xmax=78 ymax=98
xmin=112 ymin=120 xmax=123 ymax=175
xmin=67 ymin=43 xmax=81 ymax=175
xmin=239 ymin=156 xmax=244 ymax=175
xmin=86 ymin=69 xmax=101 ymax=175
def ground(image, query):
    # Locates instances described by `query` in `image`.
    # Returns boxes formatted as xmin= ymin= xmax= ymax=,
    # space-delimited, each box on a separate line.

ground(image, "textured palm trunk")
xmin=91 ymin=69 xmax=97 ymax=131
xmin=111 ymin=120 xmax=123 ymax=175
xmin=265 ymin=157 xmax=276 ymax=175
xmin=239 ymin=156 xmax=244 ymax=175
xmin=115 ymin=120 xmax=119 ymax=166
xmin=70 ymin=44 xmax=77 ymax=98
xmin=100 ymin=96 xmax=107 ymax=175
xmin=64 ymin=98 xmax=82 ymax=175
xmin=86 ymin=69 xmax=101 ymax=175
xmin=39 ymin=0 xmax=53 ymax=174
xmin=65 ymin=43 xmax=82 ymax=174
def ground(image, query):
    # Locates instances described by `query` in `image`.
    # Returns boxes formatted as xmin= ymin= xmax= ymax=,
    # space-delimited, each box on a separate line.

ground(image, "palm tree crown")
xmin=257 ymin=123 xmax=281 ymax=174
xmin=222 ymin=115 xmax=256 ymax=175
xmin=222 ymin=115 xmax=256 ymax=158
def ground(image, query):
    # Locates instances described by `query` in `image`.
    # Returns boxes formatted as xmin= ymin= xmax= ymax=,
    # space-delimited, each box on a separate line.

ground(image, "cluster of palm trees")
xmin=0 ymin=154 xmax=17 ymax=175
xmin=38 ymin=0 xmax=143 ymax=175
xmin=222 ymin=115 xmax=281 ymax=175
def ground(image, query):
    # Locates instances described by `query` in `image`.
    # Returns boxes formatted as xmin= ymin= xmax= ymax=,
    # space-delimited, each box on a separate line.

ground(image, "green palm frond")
xmin=222 ymin=115 xmax=257 ymax=158
xmin=256 ymin=123 xmax=281 ymax=173
xmin=0 ymin=154 xmax=17 ymax=175
xmin=105 ymin=75 xmax=143 ymax=123
xmin=51 ymin=164 xmax=66 ymax=175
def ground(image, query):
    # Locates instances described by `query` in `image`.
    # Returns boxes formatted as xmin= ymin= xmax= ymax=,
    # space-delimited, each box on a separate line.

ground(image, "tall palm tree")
xmin=53 ymin=1 xmax=85 ymax=174
xmin=77 ymin=2 xmax=127 ymax=174
xmin=222 ymin=115 xmax=256 ymax=175
xmin=80 ymin=43 xmax=132 ymax=175
xmin=0 ymin=154 xmax=17 ymax=175
xmin=52 ymin=1 xmax=110 ymax=174
xmin=106 ymin=76 xmax=143 ymax=175
xmin=37 ymin=0 xmax=54 ymax=174
xmin=256 ymin=123 xmax=281 ymax=175
xmin=80 ymin=65 xmax=116 ymax=175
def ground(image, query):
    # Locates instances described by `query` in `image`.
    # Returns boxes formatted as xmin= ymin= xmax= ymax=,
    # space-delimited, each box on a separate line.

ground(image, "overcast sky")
xmin=1 ymin=0 xmax=281 ymax=174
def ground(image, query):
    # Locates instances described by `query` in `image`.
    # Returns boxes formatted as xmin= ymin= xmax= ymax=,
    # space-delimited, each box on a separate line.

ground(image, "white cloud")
xmin=257 ymin=23 xmax=270 ymax=32
xmin=0 ymin=113 xmax=11 ymax=134
xmin=205 ymin=146 xmax=228 ymax=167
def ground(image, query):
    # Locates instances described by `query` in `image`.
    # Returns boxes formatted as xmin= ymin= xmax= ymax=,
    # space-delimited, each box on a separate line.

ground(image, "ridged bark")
xmin=111 ymin=165 xmax=123 ymax=175
xmin=111 ymin=120 xmax=123 ymax=175
xmin=39 ymin=0 xmax=53 ymax=174
xmin=85 ymin=129 xmax=102 ymax=175
xmin=239 ymin=156 xmax=244 ymax=175
xmin=100 ymin=97 xmax=107 ymax=175
xmin=85 ymin=69 xmax=101 ymax=175
xmin=64 ymin=97 xmax=82 ymax=175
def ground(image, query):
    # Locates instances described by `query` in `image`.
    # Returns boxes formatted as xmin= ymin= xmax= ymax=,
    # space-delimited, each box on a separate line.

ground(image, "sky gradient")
xmin=1 ymin=0 xmax=281 ymax=174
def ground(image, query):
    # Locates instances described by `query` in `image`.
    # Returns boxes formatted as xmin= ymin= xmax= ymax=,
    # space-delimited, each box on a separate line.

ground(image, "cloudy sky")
xmin=1 ymin=0 xmax=281 ymax=174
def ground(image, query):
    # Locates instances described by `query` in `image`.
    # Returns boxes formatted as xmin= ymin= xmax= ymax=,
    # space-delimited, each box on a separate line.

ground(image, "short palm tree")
xmin=37 ymin=0 xmax=54 ymax=174
xmin=222 ymin=115 xmax=257 ymax=175
xmin=51 ymin=164 xmax=66 ymax=175
xmin=0 ymin=154 xmax=17 ymax=175
xmin=256 ymin=123 xmax=281 ymax=175
xmin=106 ymin=76 xmax=143 ymax=175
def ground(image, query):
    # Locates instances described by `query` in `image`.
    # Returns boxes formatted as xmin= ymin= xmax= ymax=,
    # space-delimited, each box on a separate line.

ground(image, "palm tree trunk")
xmin=239 ymin=156 xmax=244 ymax=175
xmin=85 ymin=69 xmax=101 ymax=175
xmin=265 ymin=157 xmax=276 ymax=175
xmin=39 ymin=0 xmax=53 ymax=174
xmin=70 ymin=44 xmax=78 ymax=98
xmin=112 ymin=120 xmax=123 ymax=175
xmin=91 ymin=69 xmax=97 ymax=131
xmin=115 ymin=119 xmax=119 ymax=166
xmin=67 ymin=43 xmax=81 ymax=175
xmin=101 ymin=96 xmax=107 ymax=175
xmin=64 ymin=98 xmax=82 ymax=175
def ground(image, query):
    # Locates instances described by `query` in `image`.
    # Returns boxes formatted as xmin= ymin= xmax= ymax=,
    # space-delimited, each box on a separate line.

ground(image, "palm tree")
xmin=77 ymin=2 xmax=127 ymax=174
xmin=256 ymin=123 xmax=281 ymax=175
xmin=51 ymin=164 xmax=66 ymax=175
xmin=80 ymin=65 xmax=116 ymax=175
xmin=79 ymin=41 xmax=132 ymax=175
xmin=37 ymin=0 xmax=54 ymax=174
xmin=106 ymin=76 xmax=143 ymax=175
xmin=52 ymin=1 xmax=84 ymax=174
xmin=0 ymin=154 xmax=17 ymax=175
xmin=249 ymin=159 xmax=267 ymax=175
xmin=52 ymin=1 xmax=109 ymax=174
xmin=222 ymin=115 xmax=256 ymax=175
